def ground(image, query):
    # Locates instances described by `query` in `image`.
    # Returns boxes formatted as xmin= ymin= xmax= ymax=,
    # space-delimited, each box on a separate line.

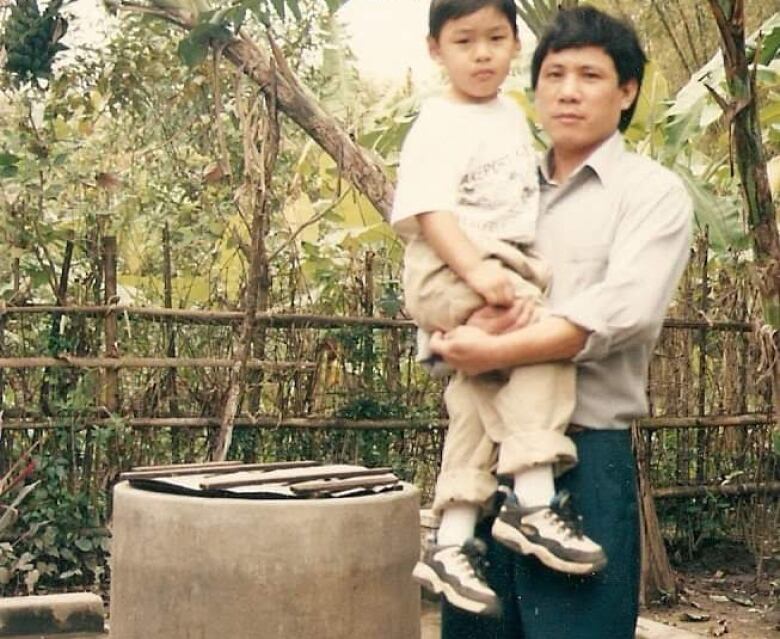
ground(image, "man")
xmin=430 ymin=6 xmax=692 ymax=638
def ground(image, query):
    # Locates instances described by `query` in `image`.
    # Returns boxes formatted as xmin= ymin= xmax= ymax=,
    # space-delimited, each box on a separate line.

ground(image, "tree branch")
xmin=115 ymin=2 xmax=394 ymax=220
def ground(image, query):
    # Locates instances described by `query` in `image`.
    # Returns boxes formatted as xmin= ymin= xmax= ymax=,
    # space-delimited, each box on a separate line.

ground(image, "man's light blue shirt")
xmin=536 ymin=132 xmax=693 ymax=429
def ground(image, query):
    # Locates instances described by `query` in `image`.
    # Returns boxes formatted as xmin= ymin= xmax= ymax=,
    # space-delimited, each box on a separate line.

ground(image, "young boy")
xmin=391 ymin=0 xmax=606 ymax=617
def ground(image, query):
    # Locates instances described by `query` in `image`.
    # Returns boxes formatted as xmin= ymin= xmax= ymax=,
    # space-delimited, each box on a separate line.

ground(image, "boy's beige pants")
xmin=403 ymin=237 xmax=578 ymax=516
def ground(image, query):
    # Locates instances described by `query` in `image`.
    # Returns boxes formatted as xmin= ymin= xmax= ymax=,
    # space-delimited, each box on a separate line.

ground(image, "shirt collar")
xmin=539 ymin=131 xmax=625 ymax=187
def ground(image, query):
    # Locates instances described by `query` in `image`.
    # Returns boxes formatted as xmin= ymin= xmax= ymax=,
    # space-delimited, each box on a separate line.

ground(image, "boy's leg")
xmin=492 ymin=359 xmax=578 ymax=477
xmin=402 ymin=238 xmax=488 ymax=376
xmin=417 ymin=373 xmax=502 ymax=617
xmin=437 ymin=503 xmax=480 ymax=546
xmin=402 ymin=238 xmax=484 ymax=336
xmin=441 ymin=429 xmax=639 ymax=639
xmin=441 ymin=516 xmax=523 ymax=639
xmin=487 ymin=363 xmax=607 ymax=574
xmin=435 ymin=367 xmax=575 ymax=509
xmin=433 ymin=373 xmax=500 ymax=514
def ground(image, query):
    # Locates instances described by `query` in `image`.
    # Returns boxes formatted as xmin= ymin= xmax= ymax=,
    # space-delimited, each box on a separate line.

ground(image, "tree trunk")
xmin=211 ymin=77 xmax=280 ymax=462
xmin=706 ymin=0 xmax=780 ymax=446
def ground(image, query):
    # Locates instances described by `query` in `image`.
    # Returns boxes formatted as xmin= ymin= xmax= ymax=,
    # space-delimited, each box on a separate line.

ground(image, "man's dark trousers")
xmin=441 ymin=428 xmax=640 ymax=639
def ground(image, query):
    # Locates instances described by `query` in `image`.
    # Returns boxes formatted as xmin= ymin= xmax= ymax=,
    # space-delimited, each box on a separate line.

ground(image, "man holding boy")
xmin=431 ymin=6 xmax=692 ymax=639
xmin=392 ymin=0 xmax=607 ymax=619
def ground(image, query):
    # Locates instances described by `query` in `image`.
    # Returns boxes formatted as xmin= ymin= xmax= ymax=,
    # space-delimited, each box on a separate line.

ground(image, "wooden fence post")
xmin=0 ymin=313 xmax=5 ymax=411
xmin=634 ymin=425 xmax=677 ymax=605
xmin=40 ymin=235 xmax=74 ymax=416
xmin=362 ymin=251 xmax=375 ymax=387
xmin=695 ymin=227 xmax=710 ymax=484
xmin=162 ymin=224 xmax=181 ymax=461
xmin=0 ymin=313 xmax=5 ymax=476
xmin=103 ymin=237 xmax=119 ymax=413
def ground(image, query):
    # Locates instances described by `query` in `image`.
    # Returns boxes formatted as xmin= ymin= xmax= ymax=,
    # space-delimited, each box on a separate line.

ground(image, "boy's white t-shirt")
xmin=391 ymin=94 xmax=540 ymax=244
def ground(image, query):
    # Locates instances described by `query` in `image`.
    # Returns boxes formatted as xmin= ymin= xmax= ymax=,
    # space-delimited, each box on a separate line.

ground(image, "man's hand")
xmin=464 ymin=260 xmax=515 ymax=306
xmin=467 ymin=297 xmax=537 ymax=335
xmin=429 ymin=326 xmax=503 ymax=376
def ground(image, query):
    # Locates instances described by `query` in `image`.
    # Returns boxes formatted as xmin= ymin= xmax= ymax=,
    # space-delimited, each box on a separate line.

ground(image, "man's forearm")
xmin=486 ymin=317 xmax=588 ymax=368
xmin=430 ymin=316 xmax=589 ymax=375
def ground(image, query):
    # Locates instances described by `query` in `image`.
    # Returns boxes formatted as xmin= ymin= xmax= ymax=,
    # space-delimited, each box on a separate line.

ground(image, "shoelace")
xmin=548 ymin=490 xmax=585 ymax=539
xmin=460 ymin=538 xmax=491 ymax=583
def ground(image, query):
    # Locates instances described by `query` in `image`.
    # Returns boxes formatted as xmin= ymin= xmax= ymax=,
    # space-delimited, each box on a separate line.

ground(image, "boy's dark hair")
xmin=531 ymin=6 xmax=647 ymax=131
xmin=429 ymin=0 xmax=518 ymax=40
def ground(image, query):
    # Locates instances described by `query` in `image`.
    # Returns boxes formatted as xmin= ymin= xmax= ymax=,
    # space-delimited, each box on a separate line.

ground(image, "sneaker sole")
xmin=491 ymin=519 xmax=608 ymax=575
xmin=412 ymin=562 xmax=499 ymax=617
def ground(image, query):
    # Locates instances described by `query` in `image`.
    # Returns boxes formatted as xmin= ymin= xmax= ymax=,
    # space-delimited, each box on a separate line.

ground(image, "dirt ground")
xmin=644 ymin=541 xmax=779 ymax=638
xmin=422 ymin=591 xmax=778 ymax=638
xmin=421 ymin=542 xmax=780 ymax=638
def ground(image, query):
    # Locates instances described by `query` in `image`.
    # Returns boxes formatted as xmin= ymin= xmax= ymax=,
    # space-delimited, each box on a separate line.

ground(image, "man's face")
xmin=428 ymin=6 xmax=518 ymax=103
xmin=534 ymin=46 xmax=638 ymax=157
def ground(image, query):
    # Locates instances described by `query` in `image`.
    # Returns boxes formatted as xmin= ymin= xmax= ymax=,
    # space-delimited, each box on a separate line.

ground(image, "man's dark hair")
xmin=531 ymin=6 xmax=647 ymax=131
xmin=429 ymin=0 xmax=518 ymax=40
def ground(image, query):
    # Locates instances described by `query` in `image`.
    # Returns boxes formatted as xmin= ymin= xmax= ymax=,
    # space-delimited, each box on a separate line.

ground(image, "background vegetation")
xmin=0 ymin=0 xmax=777 ymax=600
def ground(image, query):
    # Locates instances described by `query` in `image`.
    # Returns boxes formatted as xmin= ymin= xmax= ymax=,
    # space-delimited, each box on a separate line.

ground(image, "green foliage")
xmin=0 ymin=450 xmax=109 ymax=595
xmin=755 ymin=13 xmax=780 ymax=65
xmin=178 ymin=22 xmax=232 ymax=66
xmin=0 ymin=0 xmax=776 ymax=594
xmin=335 ymin=396 xmax=405 ymax=420
xmin=0 ymin=152 xmax=20 ymax=178
xmin=632 ymin=12 xmax=780 ymax=254
xmin=2 ymin=0 xmax=68 ymax=86
xmin=661 ymin=492 xmax=735 ymax=561
xmin=174 ymin=0 xmax=349 ymax=67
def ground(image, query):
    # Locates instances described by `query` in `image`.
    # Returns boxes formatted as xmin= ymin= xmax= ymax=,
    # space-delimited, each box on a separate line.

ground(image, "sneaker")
xmin=412 ymin=538 xmax=500 ymax=617
xmin=491 ymin=488 xmax=608 ymax=575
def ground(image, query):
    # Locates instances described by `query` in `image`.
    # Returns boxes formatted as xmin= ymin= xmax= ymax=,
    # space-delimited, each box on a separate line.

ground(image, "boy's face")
xmin=534 ymin=46 xmax=638 ymax=157
xmin=428 ymin=6 xmax=518 ymax=103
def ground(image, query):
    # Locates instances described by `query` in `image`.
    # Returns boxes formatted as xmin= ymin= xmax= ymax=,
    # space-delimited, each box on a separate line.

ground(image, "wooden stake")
xmin=103 ymin=236 xmax=119 ymax=413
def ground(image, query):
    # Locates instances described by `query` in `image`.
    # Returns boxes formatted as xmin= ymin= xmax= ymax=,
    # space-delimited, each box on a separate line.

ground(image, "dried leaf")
xmin=95 ymin=171 xmax=122 ymax=191
xmin=24 ymin=568 xmax=40 ymax=593
xmin=726 ymin=593 xmax=754 ymax=607
xmin=709 ymin=594 xmax=730 ymax=603
xmin=710 ymin=618 xmax=729 ymax=636
xmin=681 ymin=611 xmax=711 ymax=622
xmin=203 ymin=162 xmax=226 ymax=184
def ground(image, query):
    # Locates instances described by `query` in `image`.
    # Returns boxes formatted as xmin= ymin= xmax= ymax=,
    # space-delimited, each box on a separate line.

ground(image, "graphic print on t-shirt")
xmin=456 ymin=145 xmax=539 ymax=239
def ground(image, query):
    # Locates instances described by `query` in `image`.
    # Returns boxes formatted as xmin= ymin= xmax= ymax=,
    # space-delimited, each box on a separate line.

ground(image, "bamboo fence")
xmin=0 ymin=234 xmax=777 ymax=598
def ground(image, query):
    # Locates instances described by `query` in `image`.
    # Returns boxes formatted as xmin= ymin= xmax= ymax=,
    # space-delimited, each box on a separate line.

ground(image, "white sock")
xmin=513 ymin=465 xmax=555 ymax=508
xmin=436 ymin=504 xmax=479 ymax=547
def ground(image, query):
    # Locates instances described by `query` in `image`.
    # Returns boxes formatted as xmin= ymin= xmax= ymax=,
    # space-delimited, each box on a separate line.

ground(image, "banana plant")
xmin=706 ymin=1 xmax=779 ymax=451
xmin=625 ymin=13 xmax=780 ymax=254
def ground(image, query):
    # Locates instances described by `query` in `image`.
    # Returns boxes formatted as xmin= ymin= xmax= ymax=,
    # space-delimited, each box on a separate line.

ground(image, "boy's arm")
xmin=417 ymin=211 xmax=514 ymax=307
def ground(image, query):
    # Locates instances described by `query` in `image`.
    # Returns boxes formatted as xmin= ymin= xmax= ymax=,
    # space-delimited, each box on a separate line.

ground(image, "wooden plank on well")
xmin=200 ymin=465 xmax=393 ymax=490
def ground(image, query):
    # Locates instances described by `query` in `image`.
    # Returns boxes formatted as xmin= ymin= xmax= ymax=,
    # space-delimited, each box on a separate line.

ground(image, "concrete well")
xmin=109 ymin=481 xmax=420 ymax=639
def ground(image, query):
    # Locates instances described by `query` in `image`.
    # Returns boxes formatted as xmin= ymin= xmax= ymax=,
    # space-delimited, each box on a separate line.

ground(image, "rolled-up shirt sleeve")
xmin=552 ymin=180 xmax=693 ymax=363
